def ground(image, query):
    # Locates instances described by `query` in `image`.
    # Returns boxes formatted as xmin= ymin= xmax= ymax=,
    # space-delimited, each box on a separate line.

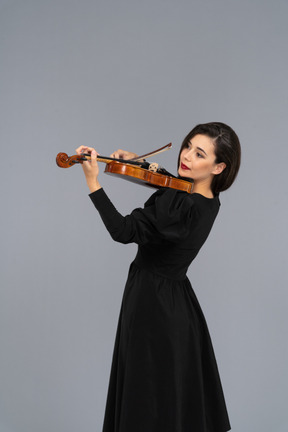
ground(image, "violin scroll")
xmin=56 ymin=152 xmax=87 ymax=168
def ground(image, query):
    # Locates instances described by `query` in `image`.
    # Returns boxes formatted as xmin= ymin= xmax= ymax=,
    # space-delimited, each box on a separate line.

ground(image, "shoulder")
xmin=147 ymin=188 xmax=219 ymax=206
xmin=145 ymin=188 xmax=193 ymax=207
xmin=190 ymin=193 xmax=221 ymax=221
xmin=144 ymin=188 xmax=201 ymax=221
xmin=159 ymin=189 xmax=220 ymax=219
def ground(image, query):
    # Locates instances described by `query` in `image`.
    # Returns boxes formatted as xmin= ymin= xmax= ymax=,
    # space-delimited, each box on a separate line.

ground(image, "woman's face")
xmin=178 ymin=134 xmax=224 ymax=185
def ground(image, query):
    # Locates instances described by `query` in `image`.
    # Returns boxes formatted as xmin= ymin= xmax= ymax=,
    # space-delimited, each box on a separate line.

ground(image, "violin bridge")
xmin=148 ymin=162 xmax=159 ymax=172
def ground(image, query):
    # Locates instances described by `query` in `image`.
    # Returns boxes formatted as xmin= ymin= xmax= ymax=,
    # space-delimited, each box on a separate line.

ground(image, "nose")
xmin=184 ymin=149 xmax=192 ymax=161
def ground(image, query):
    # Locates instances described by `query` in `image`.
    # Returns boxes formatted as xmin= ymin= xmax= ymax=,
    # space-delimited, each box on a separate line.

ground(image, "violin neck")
xmin=84 ymin=154 xmax=144 ymax=167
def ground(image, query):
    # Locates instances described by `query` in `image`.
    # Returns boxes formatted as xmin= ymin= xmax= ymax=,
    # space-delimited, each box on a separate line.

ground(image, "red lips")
xmin=181 ymin=162 xmax=190 ymax=170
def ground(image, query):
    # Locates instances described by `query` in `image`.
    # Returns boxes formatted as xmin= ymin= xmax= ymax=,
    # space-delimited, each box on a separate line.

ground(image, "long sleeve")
xmin=89 ymin=188 xmax=198 ymax=245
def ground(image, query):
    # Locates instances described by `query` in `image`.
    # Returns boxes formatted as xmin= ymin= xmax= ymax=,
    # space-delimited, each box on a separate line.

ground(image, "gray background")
xmin=1 ymin=0 xmax=287 ymax=431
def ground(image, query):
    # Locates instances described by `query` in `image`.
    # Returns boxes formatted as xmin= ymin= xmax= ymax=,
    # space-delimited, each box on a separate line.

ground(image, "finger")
xmin=76 ymin=146 xmax=98 ymax=156
xmin=110 ymin=149 xmax=127 ymax=159
xmin=110 ymin=151 xmax=119 ymax=159
xmin=76 ymin=145 xmax=88 ymax=155
xmin=85 ymin=146 xmax=96 ymax=152
xmin=90 ymin=150 xmax=96 ymax=160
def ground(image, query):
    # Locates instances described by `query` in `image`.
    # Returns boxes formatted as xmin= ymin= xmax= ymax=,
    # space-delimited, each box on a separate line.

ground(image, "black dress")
xmin=89 ymin=187 xmax=231 ymax=432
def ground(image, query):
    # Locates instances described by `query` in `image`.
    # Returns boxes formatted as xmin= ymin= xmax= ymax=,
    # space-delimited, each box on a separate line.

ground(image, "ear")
xmin=212 ymin=162 xmax=226 ymax=175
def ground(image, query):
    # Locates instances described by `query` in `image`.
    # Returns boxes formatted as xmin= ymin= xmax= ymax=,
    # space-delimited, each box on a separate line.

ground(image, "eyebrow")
xmin=188 ymin=141 xmax=208 ymax=156
xmin=197 ymin=147 xmax=207 ymax=156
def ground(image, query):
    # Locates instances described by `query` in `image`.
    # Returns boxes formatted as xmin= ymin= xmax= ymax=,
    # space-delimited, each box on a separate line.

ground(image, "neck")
xmin=192 ymin=179 xmax=214 ymax=198
xmin=193 ymin=188 xmax=214 ymax=198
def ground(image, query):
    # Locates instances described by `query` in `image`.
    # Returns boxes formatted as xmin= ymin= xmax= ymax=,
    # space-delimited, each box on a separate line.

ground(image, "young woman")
xmin=76 ymin=122 xmax=241 ymax=432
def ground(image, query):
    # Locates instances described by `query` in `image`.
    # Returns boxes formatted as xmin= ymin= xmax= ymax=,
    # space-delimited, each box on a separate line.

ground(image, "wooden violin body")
xmin=56 ymin=148 xmax=193 ymax=194
xmin=104 ymin=160 xmax=193 ymax=193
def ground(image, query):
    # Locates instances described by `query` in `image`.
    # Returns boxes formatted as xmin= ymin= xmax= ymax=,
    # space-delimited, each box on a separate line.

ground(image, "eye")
xmin=196 ymin=152 xmax=204 ymax=158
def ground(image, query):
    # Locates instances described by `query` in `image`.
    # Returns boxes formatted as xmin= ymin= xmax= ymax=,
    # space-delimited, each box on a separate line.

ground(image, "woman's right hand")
xmin=110 ymin=149 xmax=139 ymax=160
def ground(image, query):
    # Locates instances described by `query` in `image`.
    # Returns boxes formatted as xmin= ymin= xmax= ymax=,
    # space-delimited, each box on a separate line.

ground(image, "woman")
xmin=76 ymin=122 xmax=241 ymax=432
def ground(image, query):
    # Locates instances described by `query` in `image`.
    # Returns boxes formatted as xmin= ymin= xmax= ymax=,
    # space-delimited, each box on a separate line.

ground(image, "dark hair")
xmin=178 ymin=122 xmax=241 ymax=194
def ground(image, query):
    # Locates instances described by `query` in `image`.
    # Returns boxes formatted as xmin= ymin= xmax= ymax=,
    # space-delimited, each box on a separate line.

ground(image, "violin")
xmin=56 ymin=144 xmax=193 ymax=194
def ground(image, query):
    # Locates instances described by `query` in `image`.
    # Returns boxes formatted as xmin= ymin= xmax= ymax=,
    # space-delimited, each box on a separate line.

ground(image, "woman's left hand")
xmin=75 ymin=145 xmax=101 ymax=193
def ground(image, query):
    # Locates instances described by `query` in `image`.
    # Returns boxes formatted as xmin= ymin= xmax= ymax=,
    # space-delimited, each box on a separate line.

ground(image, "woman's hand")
xmin=75 ymin=145 xmax=102 ymax=193
xmin=110 ymin=149 xmax=139 ymax=160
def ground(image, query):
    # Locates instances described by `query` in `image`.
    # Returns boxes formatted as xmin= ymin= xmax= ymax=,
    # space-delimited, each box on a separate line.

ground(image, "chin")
xmin=179 ymin=168 xmax=192 ymax=178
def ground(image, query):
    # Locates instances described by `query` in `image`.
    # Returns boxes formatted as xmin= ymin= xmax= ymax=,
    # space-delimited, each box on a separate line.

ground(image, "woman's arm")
xmin=75 ymin=145 xmax=101 ymax=193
